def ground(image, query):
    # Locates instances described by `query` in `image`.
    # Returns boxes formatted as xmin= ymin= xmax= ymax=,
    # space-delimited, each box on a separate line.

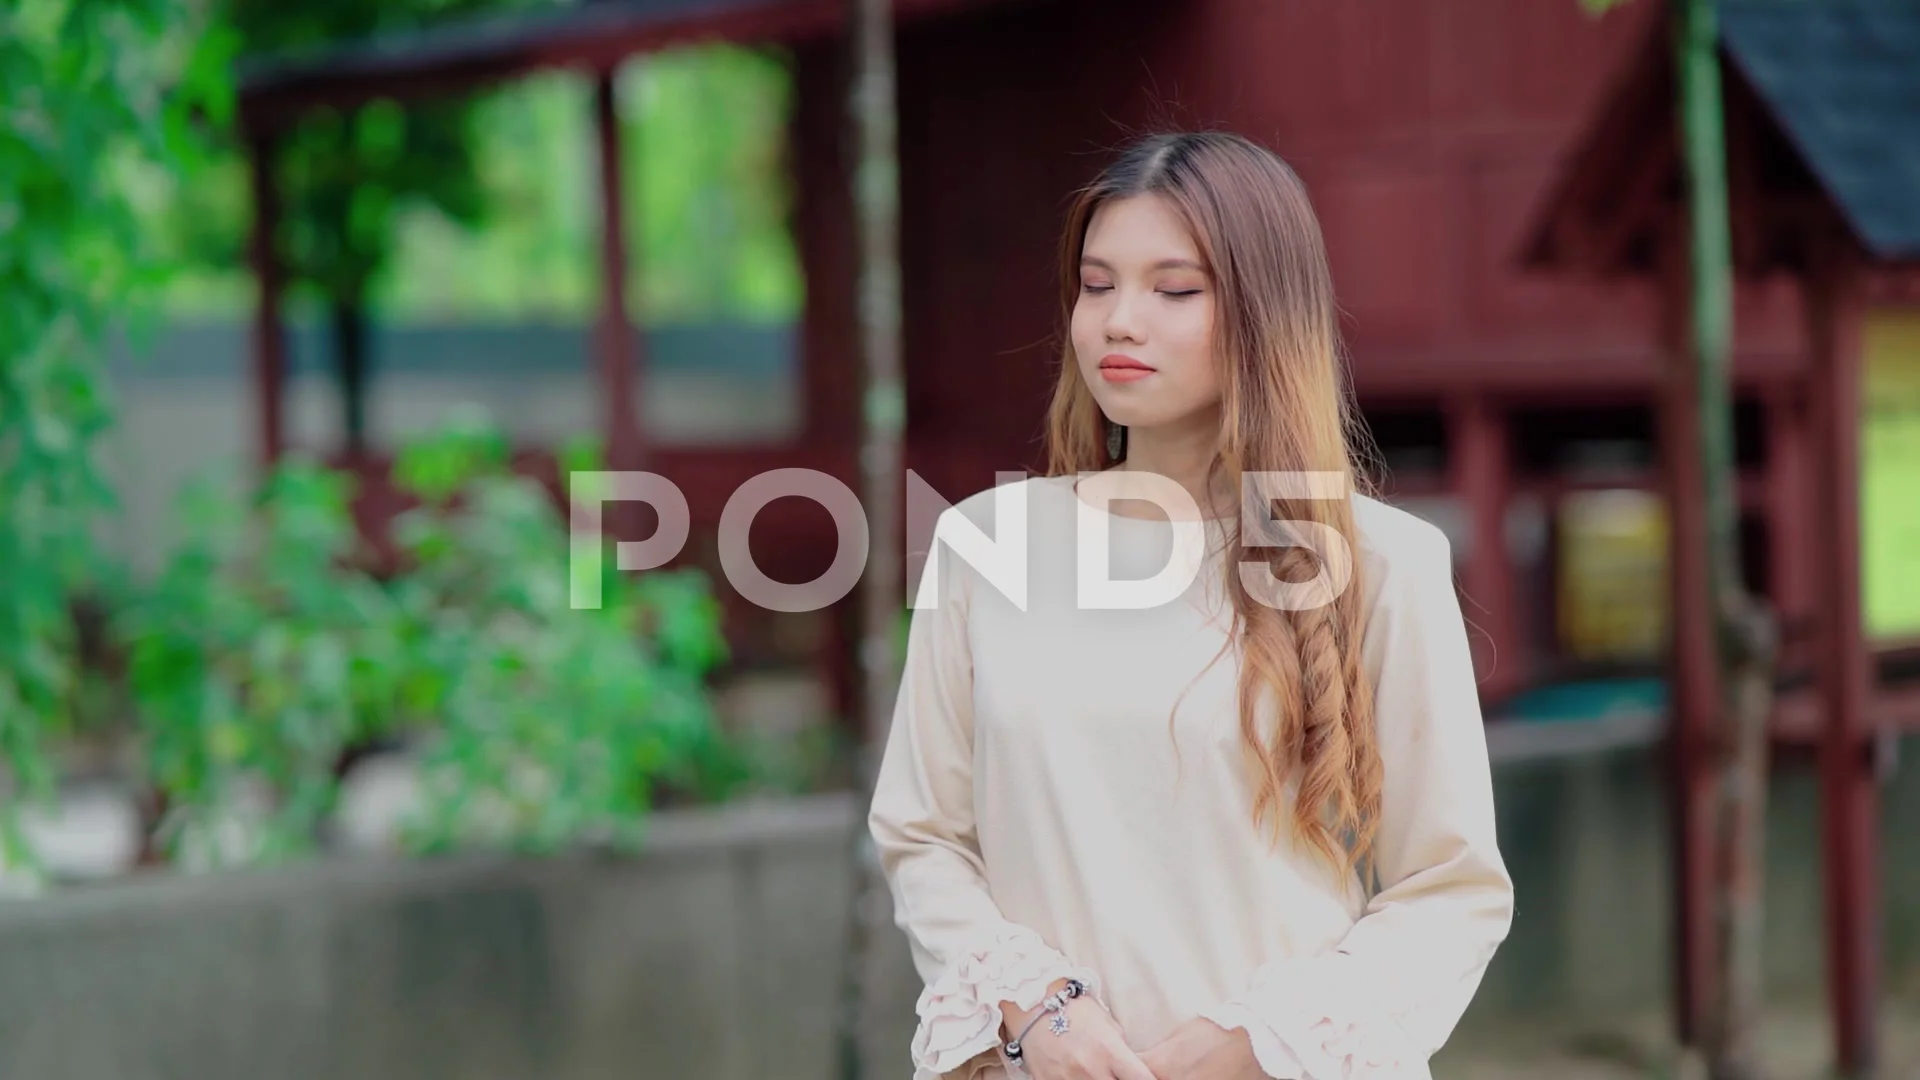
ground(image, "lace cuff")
xmin=1195 ymin=954 xmax=1427 ymax=1080
xmin=910 ymin=924 xmax=1102 ymax=1080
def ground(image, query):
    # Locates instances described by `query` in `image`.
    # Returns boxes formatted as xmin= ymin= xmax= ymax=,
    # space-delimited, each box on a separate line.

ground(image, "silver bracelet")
xmin=1003 ymin=978 xmax=1088 ymax=1066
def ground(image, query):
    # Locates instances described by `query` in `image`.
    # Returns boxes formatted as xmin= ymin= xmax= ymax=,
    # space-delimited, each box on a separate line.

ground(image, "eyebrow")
xmin=1080 ymin=256 xmax=1207 ymax=273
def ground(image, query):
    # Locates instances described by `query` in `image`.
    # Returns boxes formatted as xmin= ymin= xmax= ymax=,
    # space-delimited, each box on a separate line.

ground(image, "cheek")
xmin=1164 ymin=306 xmax=1217 ymax=383
xmin=1069 ymin=305 xmax=1102 ymax=366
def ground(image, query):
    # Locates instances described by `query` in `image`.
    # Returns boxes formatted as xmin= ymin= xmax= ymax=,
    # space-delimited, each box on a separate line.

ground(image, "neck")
xmin=1119 ymin=410 xmax=1232 ymax=518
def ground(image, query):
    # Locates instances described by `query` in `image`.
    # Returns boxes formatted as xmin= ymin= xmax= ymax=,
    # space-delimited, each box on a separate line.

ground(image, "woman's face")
xmin=1072 ymin=194 xmax=1220 ymax=434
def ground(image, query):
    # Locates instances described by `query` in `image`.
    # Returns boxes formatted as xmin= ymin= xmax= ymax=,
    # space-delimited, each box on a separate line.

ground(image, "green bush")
xmin=120 ymin=411 xmax=732 ymax=868
xmin=0 ymin=0 xmax=233 ymax=879
xmin=3 ymin=1 xmax=817 ymax=882
xmin=120 ymin=459 xmax=395 ymax=867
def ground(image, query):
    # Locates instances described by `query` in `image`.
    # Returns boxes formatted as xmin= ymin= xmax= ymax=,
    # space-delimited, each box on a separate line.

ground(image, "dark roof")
xmin=1522 ymin=0 xmax=1920 ymax=276
xmin=238 ymin=0 xmax=1017 ymax=128
xmin=239 ymin=0 xmax=734 ymax=89
xmin=1720 ymin=0 xmax=1920 ymax=260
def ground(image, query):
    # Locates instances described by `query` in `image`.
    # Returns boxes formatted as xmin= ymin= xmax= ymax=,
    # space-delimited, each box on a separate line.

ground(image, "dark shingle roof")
xmin=237 ymin=0 xmax=1025 ymax=125
xmin=237 ymin=0 xmax=753 ymax=93
xmin=1720 ymin=0 xmax=1920 ymax=259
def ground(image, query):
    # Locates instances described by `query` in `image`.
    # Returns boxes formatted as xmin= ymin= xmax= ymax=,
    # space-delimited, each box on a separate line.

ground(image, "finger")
xmin=1109 ymin=1050 xmax=1162 ymax=1080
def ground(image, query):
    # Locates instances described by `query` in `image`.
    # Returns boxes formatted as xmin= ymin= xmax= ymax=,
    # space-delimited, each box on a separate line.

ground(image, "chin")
xmin=1100 ymin=404 xmax=1163 ymax=428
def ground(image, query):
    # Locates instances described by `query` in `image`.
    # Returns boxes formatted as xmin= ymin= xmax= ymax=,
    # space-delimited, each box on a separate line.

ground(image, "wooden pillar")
xmin=246 ymin=129 xmax=287 ymax=467
xmin=1447 ymin=393 xmax=1521 ymax=702
xmin=592 ymin=68 xmax=644 ymax=476
xmin=1657 ymin=240 xmax=1720 ymax=1049
xmin=792 ymin=46 xmax=861 ymax=730
xmin=1805 ymin=248 xmax=1879 ymax=1077
xmin=1763 ymin=382 xmax=1815 ymax=674
xmin=794 ymin=47 xmax=861 ymax=455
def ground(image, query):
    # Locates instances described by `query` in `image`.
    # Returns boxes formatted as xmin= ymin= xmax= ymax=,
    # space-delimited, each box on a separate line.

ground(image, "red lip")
xmin=1099 ymin=354 xmax=1154 ymax=382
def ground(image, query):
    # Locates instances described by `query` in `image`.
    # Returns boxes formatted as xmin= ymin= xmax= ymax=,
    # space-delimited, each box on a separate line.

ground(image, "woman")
xmin=867 ymin=130 xmax=1514 ymax=1080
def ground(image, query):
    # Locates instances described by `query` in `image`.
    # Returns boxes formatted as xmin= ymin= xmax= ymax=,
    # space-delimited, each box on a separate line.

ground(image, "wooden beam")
xmin=1805 ymin=241 xmax=1880 ymax=1078
xmin=245 ymin=129 xmax=287 ymax=467
xmin=1343 ymin=339 xmax=1810 ymax=400
xmin=790 ymin=44 xmax=863 ymax=731
xmin=1656 ymin=232 xmax=1720 ymax=1050
xmin=1446 ymin=394 xmax=1522 ymax=702
xmin=795 ymin=66 xmax=861 ymax=450
xmin=1773 ymin=681 xmax=1920 ymax=745
xmin=1763 ymin=383 xmax=1816 ymax=675
xmin=1366 ymin=461 xmax=1775 ymax=507
xmin=592 ymin=68 xmax=644 ymax=476
xmin=1864 ymin=264 xmax=1920 ymax=305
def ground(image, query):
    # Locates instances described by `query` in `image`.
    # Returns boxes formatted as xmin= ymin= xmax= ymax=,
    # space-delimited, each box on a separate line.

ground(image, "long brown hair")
xmin=1044 ymin=131 xmax=1383 ymax=878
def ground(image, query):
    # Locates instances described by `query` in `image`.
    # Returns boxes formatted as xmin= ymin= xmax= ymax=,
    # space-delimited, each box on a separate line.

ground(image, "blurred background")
xmin=1 ymin=0 xmax=1917 ymax=1077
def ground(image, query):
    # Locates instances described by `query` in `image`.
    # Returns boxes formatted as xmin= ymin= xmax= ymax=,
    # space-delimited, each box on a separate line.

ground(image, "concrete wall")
xmin=0 ymin=794 xmax=909 ymax=1080
xmin=3 ymin=742 xmax=1917 ymax=1080
xmin=1473 ymin=737 xmax=1920 ymax=1020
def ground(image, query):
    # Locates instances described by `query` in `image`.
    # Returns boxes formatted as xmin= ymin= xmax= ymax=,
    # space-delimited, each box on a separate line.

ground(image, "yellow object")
xmin=1864 ymin=310 xmax=1920 ymax=642
xmin=1557 ymin=489 xmax=1670 ymax=662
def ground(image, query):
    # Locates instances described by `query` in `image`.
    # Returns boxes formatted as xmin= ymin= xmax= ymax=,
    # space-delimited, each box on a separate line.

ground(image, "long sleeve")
xmin=868 ymin=509 xmax=1103 ymax=1080
xmin=1198 ymin=520 xmax=1516 ymax=1079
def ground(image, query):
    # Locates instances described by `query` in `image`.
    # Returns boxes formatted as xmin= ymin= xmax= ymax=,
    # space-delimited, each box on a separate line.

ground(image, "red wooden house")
xmin=236 ymin=0 xmax=1920 ymax=1071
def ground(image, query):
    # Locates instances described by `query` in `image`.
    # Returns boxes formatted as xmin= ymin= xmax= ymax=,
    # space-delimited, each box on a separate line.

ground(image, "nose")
xmin=1103 ymin=286 xmax=1145 ymax=344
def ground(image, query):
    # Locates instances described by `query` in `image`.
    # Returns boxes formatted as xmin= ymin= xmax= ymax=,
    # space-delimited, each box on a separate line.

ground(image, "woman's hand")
xmin=1000 ymin=992 xmax=1158 ymax=1080
xmin=1137 ymin=1016 xmax=1268 ymax=1080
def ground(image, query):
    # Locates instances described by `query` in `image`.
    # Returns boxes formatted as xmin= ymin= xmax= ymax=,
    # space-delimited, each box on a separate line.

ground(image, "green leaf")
xmin=2 ymin=0 xmax=233 ymax=868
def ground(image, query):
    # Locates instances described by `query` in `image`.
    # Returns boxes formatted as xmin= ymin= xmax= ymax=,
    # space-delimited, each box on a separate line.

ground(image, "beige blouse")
xmin=867 ymin=473 xmax=1514 ymax=1080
